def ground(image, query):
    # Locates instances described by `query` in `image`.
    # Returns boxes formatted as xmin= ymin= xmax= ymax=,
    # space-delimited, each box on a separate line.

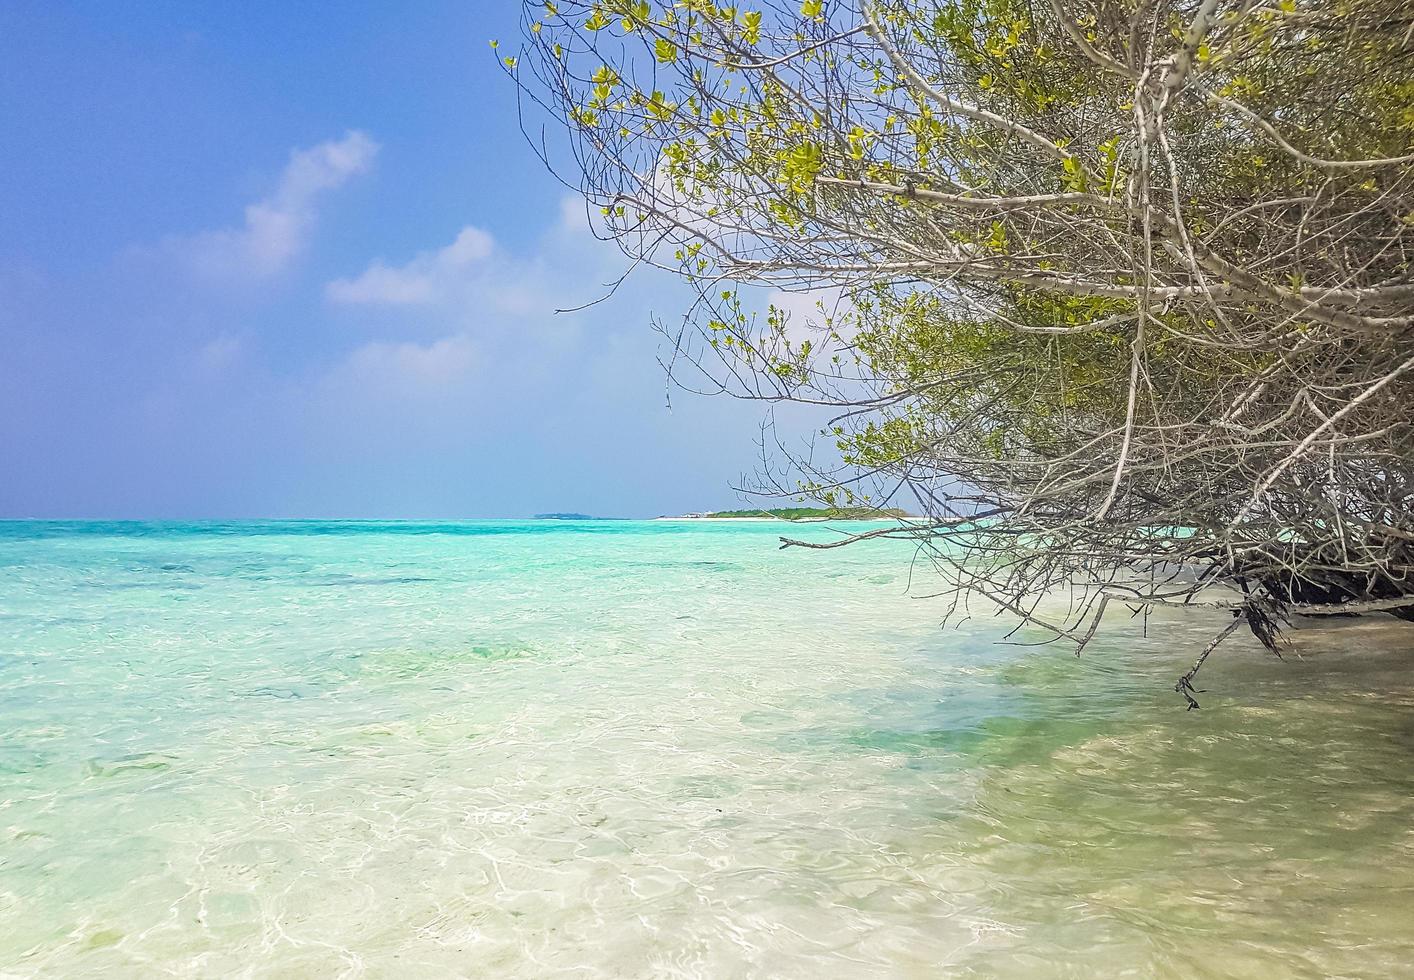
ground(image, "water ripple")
xmin=0 ymin=521 xmax=1410 ymax=977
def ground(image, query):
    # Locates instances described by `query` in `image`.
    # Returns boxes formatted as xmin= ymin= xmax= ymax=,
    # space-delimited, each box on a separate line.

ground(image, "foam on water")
xmin=1 ymin=521 xmax=1411 ymax=977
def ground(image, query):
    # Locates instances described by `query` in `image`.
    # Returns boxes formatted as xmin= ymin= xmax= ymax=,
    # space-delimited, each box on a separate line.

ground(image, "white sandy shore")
xmin=651 ymin=516 xmax=907 ymax=522
xmin=652 ymin=517 xmax=778 ymax=522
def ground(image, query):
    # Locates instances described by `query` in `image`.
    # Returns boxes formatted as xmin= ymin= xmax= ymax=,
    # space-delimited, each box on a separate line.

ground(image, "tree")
xmin=509 ymin=0 xmax=1414 ymax=703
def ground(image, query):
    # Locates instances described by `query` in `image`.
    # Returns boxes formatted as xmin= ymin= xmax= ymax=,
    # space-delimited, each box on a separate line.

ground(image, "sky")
xmin=0 ymin=2 xmax=806 ymax=519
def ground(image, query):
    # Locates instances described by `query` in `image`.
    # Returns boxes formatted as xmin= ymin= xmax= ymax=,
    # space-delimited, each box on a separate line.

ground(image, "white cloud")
xmin=765 ymin=285 xmax=856 ymax=344
xmin=555 ymin=195 xmax=595 ymax=239
xmin=317 ymin=195 xmax=631 ymax=400
xmin=325 ymin=226 xmax=493 ymax=305
xmin=176 ymin=130 xmax=378 ymax=279
xmin=324 ymin=220 xmax=586 ymax=323
xmin=194 ymin=333 xmax=244 ymax=373
xmin=334 ymin=334 xmax=477 ymax=390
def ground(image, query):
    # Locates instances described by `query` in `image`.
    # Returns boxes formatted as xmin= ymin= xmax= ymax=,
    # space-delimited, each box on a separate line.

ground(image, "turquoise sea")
xmin=1 ymin=520 xmax=1411 ymax=977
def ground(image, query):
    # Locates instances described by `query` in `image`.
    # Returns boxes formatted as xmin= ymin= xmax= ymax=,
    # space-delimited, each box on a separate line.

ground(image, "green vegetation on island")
xmin=693 ymin=507 xmax=912 ymax=520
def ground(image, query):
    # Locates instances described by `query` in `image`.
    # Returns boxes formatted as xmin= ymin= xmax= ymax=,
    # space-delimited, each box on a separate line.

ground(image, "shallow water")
xmin=1 ymin=520 xmax=1411 ymax=978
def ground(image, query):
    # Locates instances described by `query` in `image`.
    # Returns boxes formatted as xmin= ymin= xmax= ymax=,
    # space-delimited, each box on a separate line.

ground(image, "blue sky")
xmin=0 ymin=2 xmax=803 ymax=519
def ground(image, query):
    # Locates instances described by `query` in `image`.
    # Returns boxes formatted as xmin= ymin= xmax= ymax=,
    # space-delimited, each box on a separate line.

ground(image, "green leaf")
xmin=781 ymin=141 xmax=823 ymax=193
xmin=742 ymin=10 xmax=762 ymax=45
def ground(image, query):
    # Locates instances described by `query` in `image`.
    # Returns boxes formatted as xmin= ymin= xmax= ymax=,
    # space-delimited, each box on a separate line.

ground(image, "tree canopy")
xmin=509 ymin=0 xmax=1414 ymax=699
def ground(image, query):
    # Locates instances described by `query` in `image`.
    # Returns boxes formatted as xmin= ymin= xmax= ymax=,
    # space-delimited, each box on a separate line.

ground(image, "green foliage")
xmin=703 ymin=506 xmax=912 ymax=519
xmin=517 ymin=0 xmax=1414 ymax=615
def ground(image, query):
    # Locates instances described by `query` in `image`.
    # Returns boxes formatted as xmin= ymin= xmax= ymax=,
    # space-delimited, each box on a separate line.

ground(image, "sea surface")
xmin=1 ymin=520 xmax=1411 ymax=978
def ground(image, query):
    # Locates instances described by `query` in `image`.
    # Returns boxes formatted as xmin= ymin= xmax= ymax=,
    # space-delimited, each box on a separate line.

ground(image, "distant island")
xmin=665 ymin=507 xmax=913 ymax=520
xmin=532 ymin=513 xmax=622 ymax=520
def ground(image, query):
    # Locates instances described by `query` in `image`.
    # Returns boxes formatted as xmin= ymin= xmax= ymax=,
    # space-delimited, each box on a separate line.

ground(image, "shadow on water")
xmin=800 ymin=627 xmax=1160 ymax=775
xmin=902 ymin=617 xmax=1414 ymax=976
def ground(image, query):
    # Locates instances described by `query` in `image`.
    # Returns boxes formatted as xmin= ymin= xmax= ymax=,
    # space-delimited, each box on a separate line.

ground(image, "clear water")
xmin=1 ymin=521 xmax=1411 ymax=978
